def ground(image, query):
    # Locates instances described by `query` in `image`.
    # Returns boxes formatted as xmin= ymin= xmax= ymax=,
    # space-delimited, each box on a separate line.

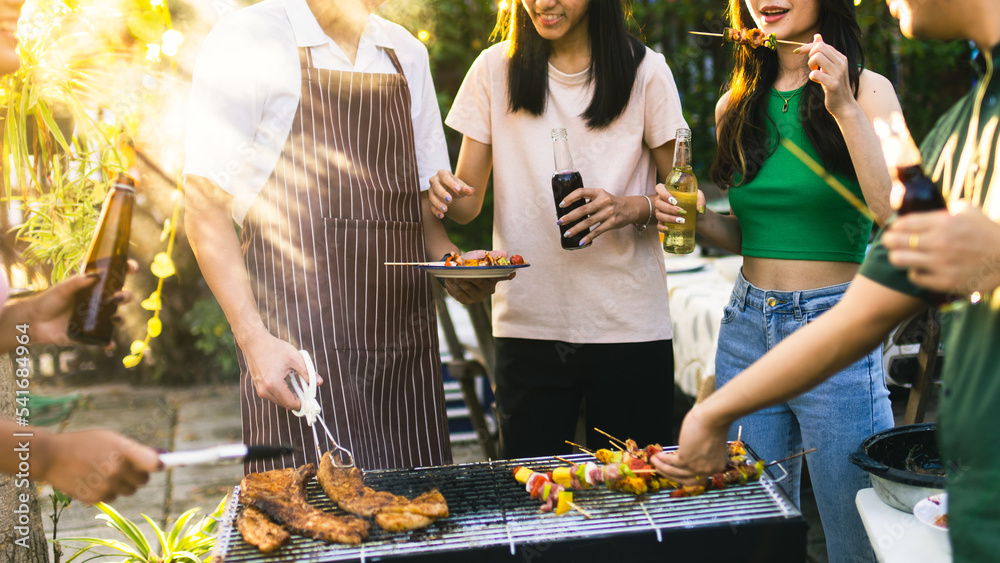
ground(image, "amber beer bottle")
xmin=893 ymin=163 xmax=956 ymax=307
xmin=551 ymin=128 xmax=592 ymax=250
xmin=67 ymin=175 xmax=135 ymax=345
xmin=662 ymin=129 xmax=698 ymax=254
xmin=895 ymin=164 xmax=948 ymax=214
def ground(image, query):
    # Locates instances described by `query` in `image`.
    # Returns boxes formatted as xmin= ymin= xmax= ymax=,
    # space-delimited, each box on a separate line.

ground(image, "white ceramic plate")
xmin=913 ymin=493 xmax=950 ymax=554
xmin=414 ymin=263 xmax=530 ymax=278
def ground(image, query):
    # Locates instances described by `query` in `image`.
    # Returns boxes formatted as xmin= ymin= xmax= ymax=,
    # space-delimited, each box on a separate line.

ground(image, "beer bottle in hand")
xmin=551 ymin=128 xmax=592 ymax=250
xmin=895 ymin=164 xmax=948 ymax=214
xmin=893 ymin=163 xmax=956 ymax=307
xmin=662 ymin=129 xmax=698 ymax=254
xmin=876 ymin=112 xmax=955 ymax=306
xmin=67 ymin=174 xmax=135 ymax=345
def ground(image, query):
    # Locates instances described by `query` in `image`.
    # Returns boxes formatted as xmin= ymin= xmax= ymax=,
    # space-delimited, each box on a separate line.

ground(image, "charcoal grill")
xmin=214 ymin=450 xmax=807 ymax=562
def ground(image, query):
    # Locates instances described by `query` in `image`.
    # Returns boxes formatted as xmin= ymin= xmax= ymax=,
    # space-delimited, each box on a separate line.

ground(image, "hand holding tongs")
xmin=286 ymin=350 xmax=355 ymax=467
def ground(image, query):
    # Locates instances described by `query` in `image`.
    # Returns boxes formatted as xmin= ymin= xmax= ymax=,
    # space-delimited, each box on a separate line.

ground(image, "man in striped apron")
xmin=184 ymin=0 xmax=499 ymax=472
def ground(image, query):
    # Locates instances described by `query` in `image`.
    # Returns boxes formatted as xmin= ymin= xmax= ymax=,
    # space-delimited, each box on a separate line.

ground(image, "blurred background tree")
xmin=5 ymin=0 xmax=974 ymax=388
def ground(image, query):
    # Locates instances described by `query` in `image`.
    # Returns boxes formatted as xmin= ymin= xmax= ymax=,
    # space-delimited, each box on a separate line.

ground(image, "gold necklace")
xmin=774 ymin=84 xmax=807 ymax=113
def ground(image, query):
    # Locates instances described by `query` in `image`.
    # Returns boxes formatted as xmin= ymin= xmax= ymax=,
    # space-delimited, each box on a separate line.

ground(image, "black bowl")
xmin=849 ymin=423 xmax=945 ymax=513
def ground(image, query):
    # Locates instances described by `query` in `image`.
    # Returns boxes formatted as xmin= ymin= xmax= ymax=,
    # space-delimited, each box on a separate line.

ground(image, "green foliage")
xmin=854 ymin=0 xmax=973 ymax=143
xmin=182 ymin=298 xmax=238 ymax=379
xmin=384 ymin=0 xmax=499 ymax=251
xmin=60 ymin=495 xmax=227 ymax=563
xmin=1 ymin=0 xmax=173 ymax=281
xmin=50 ymin=489 xmax=73 ymax=563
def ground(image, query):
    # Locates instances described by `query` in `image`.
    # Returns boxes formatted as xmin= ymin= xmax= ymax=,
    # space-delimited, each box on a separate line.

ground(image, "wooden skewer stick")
xmin=611 ymin=441 xmax=625 ymax=453
xmin=688 ymin=30 xmax=807 ymax=47
xmin=553 ymin=455 xmax=575 ymax=465
xmin=594 ymin=427 xmax=628 ymax=448
xmin=569 ymin=502 xmax=594 ymax=519
xmin=566 ymin=441 xmax=596 ymax=457
xmin=766 ymin=448 xmax=818 ymax=468
xmin=737 ymin=425 xmax=743 ymax=443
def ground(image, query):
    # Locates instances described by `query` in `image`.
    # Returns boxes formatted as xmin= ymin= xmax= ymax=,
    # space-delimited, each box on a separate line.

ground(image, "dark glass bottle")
xmin=551 ymin=128 xmax=591 ymax=250
xmin=894 ymin=164 xmax=955 ymax=307
xmin=67 ymin=175 xmax=135 ymax=345
xmin=895 ymin=165 xmax=948 ymax=214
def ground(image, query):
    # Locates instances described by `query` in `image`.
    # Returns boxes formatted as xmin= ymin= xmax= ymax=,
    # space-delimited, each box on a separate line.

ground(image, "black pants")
xmin=494 ymin=337 xmax=674 ymax=459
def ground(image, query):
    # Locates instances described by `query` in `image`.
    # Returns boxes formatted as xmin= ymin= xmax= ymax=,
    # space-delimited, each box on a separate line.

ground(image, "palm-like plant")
xmin=0 ymin=0 xmax=169 ymax=282
xmin=59 ymin=495 xmax=227 ymax=563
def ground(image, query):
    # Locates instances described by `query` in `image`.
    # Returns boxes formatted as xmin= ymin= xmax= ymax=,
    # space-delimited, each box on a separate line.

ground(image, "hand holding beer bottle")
xmin=67 ymin=174 xmax=136 ymax=345
xmin=550 ymin=128 xmax=592 ymax=250
xmin=875 ymin=114 xmax=957 ymax=307
xmin=660 ymin=129 xmax=700 ymax=254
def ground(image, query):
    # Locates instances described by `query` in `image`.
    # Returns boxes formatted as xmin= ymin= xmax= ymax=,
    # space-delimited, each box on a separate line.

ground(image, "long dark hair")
xmin=710 ymin=0 xmax=864 ymax=187
xmin=492 ymin=0 xmax=646 ymax=129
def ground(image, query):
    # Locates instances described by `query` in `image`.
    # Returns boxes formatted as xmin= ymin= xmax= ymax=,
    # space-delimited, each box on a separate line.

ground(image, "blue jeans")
xmin=715 ymin=270 xmax=893 ymax=563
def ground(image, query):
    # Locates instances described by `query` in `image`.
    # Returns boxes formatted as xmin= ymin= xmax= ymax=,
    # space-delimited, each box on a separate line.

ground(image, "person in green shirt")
xmin=652 ymin=0 xmax=1000 ymax=561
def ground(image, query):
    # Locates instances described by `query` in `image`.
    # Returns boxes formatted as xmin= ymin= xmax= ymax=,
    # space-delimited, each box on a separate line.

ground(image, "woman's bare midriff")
xmin=741 ymin=257 xmax=859 ymax=291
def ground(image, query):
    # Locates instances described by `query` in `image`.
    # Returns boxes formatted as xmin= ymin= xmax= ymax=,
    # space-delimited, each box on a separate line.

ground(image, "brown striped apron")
xmin=237 ymin=47 xmax=451 ymax=473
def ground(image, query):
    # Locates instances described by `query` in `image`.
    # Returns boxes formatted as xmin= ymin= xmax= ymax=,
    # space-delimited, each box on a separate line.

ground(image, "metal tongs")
xmin=286 ymin=350 xmax=355 ymax=467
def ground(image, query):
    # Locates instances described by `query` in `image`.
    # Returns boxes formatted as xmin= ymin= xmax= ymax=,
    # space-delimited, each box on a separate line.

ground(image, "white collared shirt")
xmin=183 ymin=0 xmax=451 ymax=222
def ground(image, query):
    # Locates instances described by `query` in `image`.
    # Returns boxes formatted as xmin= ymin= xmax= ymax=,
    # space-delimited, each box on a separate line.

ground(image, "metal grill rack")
xmin=214 ymin=451 xmax=807 ymax=562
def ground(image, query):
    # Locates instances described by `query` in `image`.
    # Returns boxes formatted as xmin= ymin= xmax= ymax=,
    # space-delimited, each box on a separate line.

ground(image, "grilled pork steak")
xmin=239 ymin=464 xmax=371 ymax=545
xmin=317 ymin=452 xmax=449 ymax=531
xmin=236 ymin=505 xmax=290 ymax=553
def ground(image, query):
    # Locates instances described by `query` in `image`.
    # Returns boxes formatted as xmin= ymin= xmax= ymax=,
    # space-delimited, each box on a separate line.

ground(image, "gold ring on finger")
xmin=909 ymin=233 xmax=920 ymax=250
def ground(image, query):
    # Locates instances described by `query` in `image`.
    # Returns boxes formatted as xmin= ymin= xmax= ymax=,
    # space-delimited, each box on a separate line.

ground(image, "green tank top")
xmin=727 ymin=89 xmax=872 ymax=263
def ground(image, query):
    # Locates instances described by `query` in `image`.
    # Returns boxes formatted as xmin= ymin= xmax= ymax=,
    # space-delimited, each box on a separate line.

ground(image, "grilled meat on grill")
xmin=239 ymin=464 xmax=371 ymax=545
xmin=317 ymin=451 xmax=449 ymax=531
xmin=236 ymin=505 xmax=290 ymax=553
xmin=374 ymin=490 xmax=450 ymax=532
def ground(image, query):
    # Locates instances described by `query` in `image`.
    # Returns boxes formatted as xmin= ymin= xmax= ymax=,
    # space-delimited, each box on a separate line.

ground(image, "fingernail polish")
xmin=559 ymin=201 xmax=566 ymax=208
xmin=793 ymin=47 xmax=800 ymax=54
xmin=564 ymin=231 xmax=572 ymax=238
xmin=438 ymin=213 xmax=444 ymax=219
xmin=678 ymin=208 xmax=687 ymax=216
xmin=698 ymin=205 xmax=706 ymax=214
xmin=579 ymin=239 xmax=587 ymax=247
xmin=445 ymin=195 xmax=452 ymax=203
xmin=668 ymin=196 xmax=678 ymax=205
xmin=441 ymin=205 xmax=447 ymax=211
xmin=556 ymin=219 xmax=563 ymax=226
xmin=676 ymin=217 xmax=686 ymax=224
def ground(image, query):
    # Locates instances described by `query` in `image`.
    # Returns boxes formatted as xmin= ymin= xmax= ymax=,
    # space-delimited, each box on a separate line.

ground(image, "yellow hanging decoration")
xmin=147 ymin=317 xmax=162 ymax=337
xmin=123 ymin=179 xmax=182 ymax=369
xmin=151 ymin=252 xmax=176 ymax=278
xmin=141 ymin=292 xmax=162 ymax=311
xmin=122 ymin=1 xmax=182 ymax=369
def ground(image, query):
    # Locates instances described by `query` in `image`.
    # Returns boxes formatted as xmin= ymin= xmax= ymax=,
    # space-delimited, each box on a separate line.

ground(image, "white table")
xmin=666 ymin=254 xmax=741 ymax=398
xmin=856 ymin=488 xmax=951 ymax=563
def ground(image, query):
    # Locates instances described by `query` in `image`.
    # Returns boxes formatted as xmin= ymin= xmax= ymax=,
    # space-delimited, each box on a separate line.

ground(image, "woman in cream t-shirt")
xmin=429 ymin=0 xmax=687 ymax=458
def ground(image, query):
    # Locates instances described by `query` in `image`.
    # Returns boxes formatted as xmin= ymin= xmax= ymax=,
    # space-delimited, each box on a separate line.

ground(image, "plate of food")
xmin=415 ymin=263 xmax=529 ymax=278
xmin=390 ymin=250 xmax=529 ymax=279
xmin=913 ymin=492 xmax=950 ymax=554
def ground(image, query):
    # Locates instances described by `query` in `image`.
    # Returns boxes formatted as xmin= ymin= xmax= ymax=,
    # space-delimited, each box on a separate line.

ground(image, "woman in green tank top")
xmin=652 ymin=1 xmax=916 ymax=562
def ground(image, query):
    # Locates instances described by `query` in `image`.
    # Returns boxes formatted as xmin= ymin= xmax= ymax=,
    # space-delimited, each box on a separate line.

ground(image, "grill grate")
xmin=214 ymin=450 xmax=803 ymax=562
